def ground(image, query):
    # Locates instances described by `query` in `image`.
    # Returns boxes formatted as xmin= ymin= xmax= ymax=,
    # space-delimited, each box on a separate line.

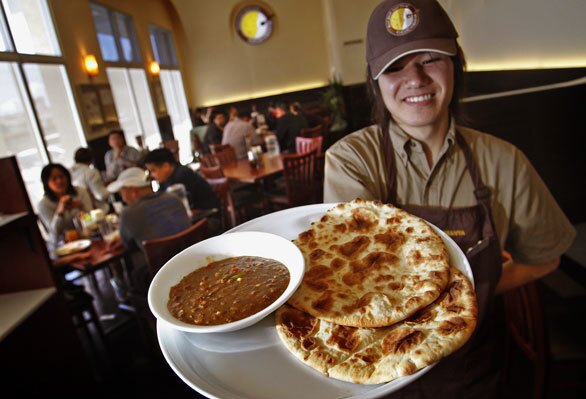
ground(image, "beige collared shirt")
xmin=324 ymin=120 xmax=575 ymax=264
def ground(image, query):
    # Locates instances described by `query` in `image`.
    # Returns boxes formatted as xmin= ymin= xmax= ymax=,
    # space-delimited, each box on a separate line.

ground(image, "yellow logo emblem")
xmin=386 ymin=3 xmax=419 ymax=36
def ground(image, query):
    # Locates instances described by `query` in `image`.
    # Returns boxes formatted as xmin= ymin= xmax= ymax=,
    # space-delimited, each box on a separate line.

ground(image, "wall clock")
xmin=235 ymin=4 xmax=274 ymax=45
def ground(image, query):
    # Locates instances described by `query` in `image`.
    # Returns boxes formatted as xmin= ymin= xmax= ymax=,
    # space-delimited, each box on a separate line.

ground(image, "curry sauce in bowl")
xmin=148 ymin=231 xmax=305 ymax=333
xmin=168 ymin=256 xmax=290 ymax=325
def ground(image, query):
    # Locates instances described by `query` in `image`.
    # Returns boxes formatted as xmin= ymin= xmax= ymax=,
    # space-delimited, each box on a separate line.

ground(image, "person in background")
xmin=38 ymin=163 xmax=92 ymax=250
xmin=192 ymin=107 xmax=207 ymax=127
xmin=104 ymin=129 xmax=141 ymax=183
xmin=70 ymin=147 xmax=111 ymax=213
xmin=222 ymin=107 xmax=255 ymax=160
xmin=202 ymin=110 xmax=226 ymax=154
xmin=107 ymin=167 xmax=192 ymax=292
xmin=275 ymin=101 xmax=308 ymax=153
xmin=291 ymin=101 xmax=323 ymax=129
xmin=143 ymin=148 xmax=220 ymax=211
xmin=134 ymin=135 xmax=150 ymax=166
xmin=265 ymin=102 xmax=278 ymax=131
xmin=323 ymin=1 xmax=576 ymax=397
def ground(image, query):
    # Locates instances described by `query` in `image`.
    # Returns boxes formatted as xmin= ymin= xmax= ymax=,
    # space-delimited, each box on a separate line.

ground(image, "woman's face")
xmin=377 ymin=52 xmax=454 ymax=133
xmin=48 ymin=168 xmax=68 ymax=197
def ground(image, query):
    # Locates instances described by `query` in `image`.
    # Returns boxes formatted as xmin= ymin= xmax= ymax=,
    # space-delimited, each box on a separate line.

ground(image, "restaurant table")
xmin=52 ymin=238 xmax=134 ymax=300
xmin=221 ymin=153 xmax=283 ymax=184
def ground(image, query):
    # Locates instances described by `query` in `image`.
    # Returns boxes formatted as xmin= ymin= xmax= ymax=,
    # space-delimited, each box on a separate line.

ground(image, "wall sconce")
xmin=149 ymin=61 xmax=160 ymax=77
xmin=83 ymin=54 xmax=99 ymax=77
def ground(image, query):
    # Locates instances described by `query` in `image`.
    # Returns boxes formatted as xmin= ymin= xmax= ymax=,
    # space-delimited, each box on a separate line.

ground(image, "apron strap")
xmin=381 ymin=128 xmax=497 ymax=240
xmin=381 ymin=128 xmax=398 ymax=205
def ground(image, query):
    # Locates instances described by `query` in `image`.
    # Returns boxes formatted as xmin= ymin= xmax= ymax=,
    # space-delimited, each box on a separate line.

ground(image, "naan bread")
xmin=289 ymin=199 xmax=450 ymax=327
xmin=276 ymin=266 xmax=477 ymax=384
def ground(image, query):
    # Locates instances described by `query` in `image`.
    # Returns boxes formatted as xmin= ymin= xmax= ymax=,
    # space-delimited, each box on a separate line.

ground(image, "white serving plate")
xmin=156 ymin=203 xmax=474 ymax=399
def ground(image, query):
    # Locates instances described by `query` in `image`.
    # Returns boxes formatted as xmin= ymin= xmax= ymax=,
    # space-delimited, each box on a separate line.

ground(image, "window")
xmin=159 ymin=70 xmax=191 ymax=164
xmin=91 ymin=2 xmax=140 ymax=63
xmin=0 ymin=1 xmax=86 ymax=209
xmin=149 ymin=25 xmax=177 ymax=67
xmin=2 ymin=0 xmax=60 ymax=56
xmin=0 ymin=5 xmax=12 ymax=52
xmin=149 ymin=25 xmax=191 ymax=163
xmin=106 ymin=67 xmax=160 ymax=150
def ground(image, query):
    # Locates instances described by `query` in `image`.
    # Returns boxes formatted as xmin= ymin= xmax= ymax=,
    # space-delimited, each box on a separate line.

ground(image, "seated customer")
xmin=222 ymin=107 xmax=255 ymax=160
xmin=143 ymin=149 xmax=220 ymax=210
xmin=275 ymin=101 xmax=308 ymax=153
xmin=104 ymin=129 xmax=141 ymax=183
xmin=38 ymin=163 xmax=92 ymax=250
xmin=143 ymin=148 xmax=221 ymax=235
xmin=202 ymin=110 xmax=226 ymax=154
xmin=70 ymin=147 xmax=111 ymax=213
xmin=107 ymin=167 xmax=192 ymax=292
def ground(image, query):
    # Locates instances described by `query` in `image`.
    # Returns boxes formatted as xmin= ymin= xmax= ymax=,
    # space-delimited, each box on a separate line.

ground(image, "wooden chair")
xmin=162 ymin=139 xmax=180 ymax=161
xmin=142 ymin=218 xmax=208 ymax=277
xmin=199 ymin=164 xmax=224 ymax=179
xmin=199 ymin=153 xmax=220 ymax=168
xmin=205 ymin=177 xmax=238 ymax=231
xmin=210 ymin=144 xmax=237 ymax=166
xmin=266 ymin=148 xmax=317 ymax=210
xmin=128 ymin=219 xmax=209 ymax=350
xmin=299 ymin=124 xmax=323 ymax=138
xmin=296 ymin=136 xmax=323 ymax=154
xmin=64 ymin=285 xmax=107 ymax=354
xmin=502 ymin=281 xmax=586 ymax=399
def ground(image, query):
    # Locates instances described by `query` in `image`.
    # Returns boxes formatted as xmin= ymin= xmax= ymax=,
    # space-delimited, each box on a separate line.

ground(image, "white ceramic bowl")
xmin=148 ymin=231 xmax=305 ymax=333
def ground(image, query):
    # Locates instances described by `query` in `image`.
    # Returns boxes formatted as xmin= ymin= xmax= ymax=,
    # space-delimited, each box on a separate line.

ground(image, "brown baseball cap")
xmin=366 ymin=0 xmax=458 ymax=80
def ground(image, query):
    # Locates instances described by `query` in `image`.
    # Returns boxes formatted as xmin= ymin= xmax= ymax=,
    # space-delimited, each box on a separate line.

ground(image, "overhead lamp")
xmin=149 ymin=61 xmax=160 ymax=77
xmin=83 ymin=54 xmax=99 ymax=77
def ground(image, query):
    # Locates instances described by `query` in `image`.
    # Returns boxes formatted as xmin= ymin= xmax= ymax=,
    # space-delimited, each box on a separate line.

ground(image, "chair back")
xmin=299 ymin=124 xmax=323 ymax=138
xmin=162 ymin=140 xmax=180 ymax=161
xmin=282 ymin=148 xmax=317 ymax=206
xmin=199 ymin=153 xmax=219 ymax=167
xmin=205 ymin=177 xmax=237 ymax=231
xmin=210 ymin=144 xmax=237 ymax=166
xmin=142 ymin=218 xmax=208 ymax=277
xmin=503 ymin=282 xmax=549 ymax=398
xmin=199 ymin=164 xmax=224 ymax=179
xmin=296 ymin=136 xmax=323 ymax=155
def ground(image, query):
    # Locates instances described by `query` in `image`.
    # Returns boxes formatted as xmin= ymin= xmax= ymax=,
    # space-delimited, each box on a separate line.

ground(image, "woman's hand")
xmin=56 ymin=195 xmax=82 ymax=215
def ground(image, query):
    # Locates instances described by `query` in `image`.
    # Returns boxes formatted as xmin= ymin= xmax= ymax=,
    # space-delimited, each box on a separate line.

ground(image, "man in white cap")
xmin=107 ymin=167 xmax=192 ymax=292
xmin=324 ymin=0 xmax=575 ymax=397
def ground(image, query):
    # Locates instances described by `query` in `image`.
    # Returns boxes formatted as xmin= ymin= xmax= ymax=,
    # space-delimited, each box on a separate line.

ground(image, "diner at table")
xmin=37 ymin=163 xmax=93 ymax=251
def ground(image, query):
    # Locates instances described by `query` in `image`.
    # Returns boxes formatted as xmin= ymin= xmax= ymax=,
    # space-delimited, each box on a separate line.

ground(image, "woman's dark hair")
xmin=40 ymin=163 xmax=77 ymax=202
xmin=74 ymin=147 xmax=93 ymax=164
xmin=366 ymin=45 xmax=467 ymax=138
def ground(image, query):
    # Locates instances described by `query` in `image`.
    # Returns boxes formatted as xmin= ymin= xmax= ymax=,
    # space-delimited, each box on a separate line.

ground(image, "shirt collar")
xmin=387 ymin=118 xmax=456 ymax=166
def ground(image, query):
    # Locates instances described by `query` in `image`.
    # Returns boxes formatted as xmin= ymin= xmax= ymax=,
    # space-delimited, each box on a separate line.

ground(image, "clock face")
xmin=235 ymin=5 xmax=273 ymax=44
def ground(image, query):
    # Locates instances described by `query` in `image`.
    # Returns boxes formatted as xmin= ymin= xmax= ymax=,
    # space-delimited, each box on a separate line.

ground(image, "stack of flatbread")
xmin=275 ymin=199 xmax=478 ymax=384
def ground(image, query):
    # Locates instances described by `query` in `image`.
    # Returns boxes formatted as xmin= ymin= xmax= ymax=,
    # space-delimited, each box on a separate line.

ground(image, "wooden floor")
xmin=67 ymin=266 xmax=205 ymax=399
xmin=67 ymin=258 xmax=586 ymax=399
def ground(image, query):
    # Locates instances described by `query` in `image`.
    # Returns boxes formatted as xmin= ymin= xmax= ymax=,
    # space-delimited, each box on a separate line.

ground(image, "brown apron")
xmin=381 ymin=130 xmax=503 ymax=398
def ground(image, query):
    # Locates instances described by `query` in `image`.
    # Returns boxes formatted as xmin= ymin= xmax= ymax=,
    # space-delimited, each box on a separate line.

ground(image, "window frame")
xmin=149 ymin=24 xmax=178 ymax=68
xmin=90 ymin=1 xmax=142 ymax=66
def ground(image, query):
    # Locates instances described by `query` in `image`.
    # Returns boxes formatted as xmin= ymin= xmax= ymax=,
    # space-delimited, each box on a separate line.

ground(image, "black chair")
xmin=128 ymin=219 xmax=209 ymax=351
xmin=502 ymin=280 xmax=586 ymax=398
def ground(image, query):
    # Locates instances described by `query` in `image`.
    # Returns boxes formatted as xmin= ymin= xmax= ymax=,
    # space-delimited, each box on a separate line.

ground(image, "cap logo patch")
xmin=386 ymin=3 xmax=419 ymax=36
